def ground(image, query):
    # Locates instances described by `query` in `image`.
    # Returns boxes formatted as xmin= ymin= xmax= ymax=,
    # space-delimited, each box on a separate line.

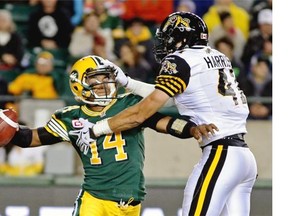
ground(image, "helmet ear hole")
xmin=86 ymin=67 xmax=94 ymax=73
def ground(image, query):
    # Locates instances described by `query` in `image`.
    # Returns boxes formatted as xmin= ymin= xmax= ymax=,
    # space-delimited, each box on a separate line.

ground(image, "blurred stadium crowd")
xmin=0 ymin=0 xmax=272 ymax=119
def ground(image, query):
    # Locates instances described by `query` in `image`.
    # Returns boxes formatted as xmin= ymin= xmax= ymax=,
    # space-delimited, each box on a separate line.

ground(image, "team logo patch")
xmin=160 ymin=60 xmax=178 ymax=75
xmin=72 ymin=119 xmax=84 ymax=128
xmin=163 ymin=15 xmax=192 ymax=32
xmin=70 ymin=70 xmax=78 ymax=83
xmin=69 ymin=118 xmax=95 ymax=155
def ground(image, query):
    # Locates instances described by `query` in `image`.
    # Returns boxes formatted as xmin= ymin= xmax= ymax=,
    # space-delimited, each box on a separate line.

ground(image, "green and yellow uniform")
xmin=44 ymin=93 xmax=153 ymax=215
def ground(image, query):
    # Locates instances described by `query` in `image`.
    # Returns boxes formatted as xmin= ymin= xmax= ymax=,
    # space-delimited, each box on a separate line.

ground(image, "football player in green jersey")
xmin=5 ymin=55 xmax=217 ymax=216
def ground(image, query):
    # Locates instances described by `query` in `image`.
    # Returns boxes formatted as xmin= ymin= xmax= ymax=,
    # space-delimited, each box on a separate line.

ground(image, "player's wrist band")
xmin=166 ymin=118 xmax=197 ymax=139
xmin=92 ymin=118 xmax=113 ymax=137
xmin=10 ymin=125 xmax=32 ymax=147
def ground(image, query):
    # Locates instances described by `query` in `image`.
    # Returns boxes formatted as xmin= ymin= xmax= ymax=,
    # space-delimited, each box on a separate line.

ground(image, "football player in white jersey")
xmin=91 ymin=12 xmax=257 ymax=216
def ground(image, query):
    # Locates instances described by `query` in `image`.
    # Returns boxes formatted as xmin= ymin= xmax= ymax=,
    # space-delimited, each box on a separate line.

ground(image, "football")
xmin=0 ymin=108 xmax=18 ymax=147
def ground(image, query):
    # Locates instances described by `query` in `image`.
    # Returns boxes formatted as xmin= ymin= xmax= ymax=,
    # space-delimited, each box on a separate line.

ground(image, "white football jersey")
xmin=155 ymin=45 xmax=249 ymax=147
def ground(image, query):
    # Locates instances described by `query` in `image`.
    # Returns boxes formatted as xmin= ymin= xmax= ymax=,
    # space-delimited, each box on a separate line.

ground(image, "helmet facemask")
xmin=153 ymin=27 xmax=191 ymax=63
xmin=153 ymin=29 xmax=171 ymax=63
xmin=70 ymin=66 xmax=118 ymax=106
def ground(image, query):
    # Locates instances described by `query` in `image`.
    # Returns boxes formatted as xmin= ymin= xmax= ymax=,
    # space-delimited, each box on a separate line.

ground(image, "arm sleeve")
xmin=10 ymin=125 xmax=33 ymax=148
xmin=165 ymin=117 xmax=197 ymax=139
xmin=141 ymin=112 xmax=166 ymax=130
xmin=141 ymin=113 xmax=197 ymax=139
xmin=126 ymin=77 xmax=155 ymax=98
xmin=126 ymin=77 xmax=175 ymax=107
xmin=37 ymin=127 xmax=63 ymax=145
xmin=10 ymin=126 xmax=62 ymax=147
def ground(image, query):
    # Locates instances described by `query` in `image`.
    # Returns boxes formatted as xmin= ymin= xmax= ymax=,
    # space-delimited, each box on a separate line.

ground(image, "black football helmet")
xmin=153 ymin=12 xmax=209 ymax=62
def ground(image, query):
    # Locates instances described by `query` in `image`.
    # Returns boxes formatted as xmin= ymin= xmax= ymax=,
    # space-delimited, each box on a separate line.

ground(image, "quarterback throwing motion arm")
xmin=7 ymin=112 xmax=217 ymax=148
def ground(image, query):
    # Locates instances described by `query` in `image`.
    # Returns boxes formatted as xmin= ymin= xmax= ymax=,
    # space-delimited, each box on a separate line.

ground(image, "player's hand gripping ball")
xmin=0 ymin=108 xmax=19 ymax=147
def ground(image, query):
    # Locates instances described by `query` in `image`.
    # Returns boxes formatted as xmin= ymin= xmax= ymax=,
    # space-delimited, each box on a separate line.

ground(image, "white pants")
xmin=182 ymin=145 xmax=257 ymax=216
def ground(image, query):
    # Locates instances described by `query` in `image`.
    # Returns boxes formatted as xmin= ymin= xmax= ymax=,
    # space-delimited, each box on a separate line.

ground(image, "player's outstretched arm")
xmin=9 ymin=126 xmax=43 ymax=147
xmin=10 ymin=126 xmax=62 ymax=148
xmin=93 ymin=89 xmax=170 ymax=137
xmin=150 ymin=115 xmax=218 ymax=142
xmin=0 ymin=109 xmax=63 ymax=148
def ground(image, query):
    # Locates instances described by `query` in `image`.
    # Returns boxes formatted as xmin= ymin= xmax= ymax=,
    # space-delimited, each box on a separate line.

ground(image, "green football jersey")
xmin=44 ymin=93 xmax=146 ymax=202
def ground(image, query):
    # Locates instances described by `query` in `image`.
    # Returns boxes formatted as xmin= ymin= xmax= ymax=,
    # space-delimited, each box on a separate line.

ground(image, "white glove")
xmin=69 ymin=118 xmax=95 ymax=146
xmin=103 ymin=59 xmax=129 ymax=87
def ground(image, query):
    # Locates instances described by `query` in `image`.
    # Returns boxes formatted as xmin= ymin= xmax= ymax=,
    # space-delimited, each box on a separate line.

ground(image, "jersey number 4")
xmin=89 ymin=133 xmax=127 ymax=165
xmin=218 ymin=68 xmax=247 ymax=105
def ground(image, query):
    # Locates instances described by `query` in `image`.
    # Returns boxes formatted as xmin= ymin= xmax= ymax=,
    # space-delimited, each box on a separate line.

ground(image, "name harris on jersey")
xmin=203 ymin=54 xmax=232 ymax=69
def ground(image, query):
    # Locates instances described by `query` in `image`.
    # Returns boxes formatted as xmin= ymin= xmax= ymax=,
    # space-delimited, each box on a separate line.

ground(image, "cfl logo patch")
xmin=72 ymin=119 xmax=84 ymax=128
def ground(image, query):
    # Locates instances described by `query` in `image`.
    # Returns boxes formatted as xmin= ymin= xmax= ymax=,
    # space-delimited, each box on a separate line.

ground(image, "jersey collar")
xmin=81 ymin=99 xmax=117 ymax=117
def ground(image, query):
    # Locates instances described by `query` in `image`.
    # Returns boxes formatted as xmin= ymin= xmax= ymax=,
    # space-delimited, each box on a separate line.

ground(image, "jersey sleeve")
xmin=141 ymin=112 xmax=166 ymax=130
xmin=155 ymin=55 xmax=190 ymax=97
xmin=44 ymin=110 xmax=71 ymax=142
xmin=37 ymin=127 xmax=63 ymax=145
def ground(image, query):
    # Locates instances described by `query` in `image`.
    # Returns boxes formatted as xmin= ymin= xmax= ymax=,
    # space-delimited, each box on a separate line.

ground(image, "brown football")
xmin=0 ymin=108 xmax=18 ymax=147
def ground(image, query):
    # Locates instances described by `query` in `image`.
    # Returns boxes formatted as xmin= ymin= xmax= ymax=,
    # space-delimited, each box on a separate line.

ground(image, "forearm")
xmin=9 ymin=126 xmax=37 ymax=147
xmin=109 ymin=105 xmax=145 ymax=132
xmin=93 ymin=100 xmax=153 ymax=136
xmin=93 ymin=90 xmax=169 ymax=136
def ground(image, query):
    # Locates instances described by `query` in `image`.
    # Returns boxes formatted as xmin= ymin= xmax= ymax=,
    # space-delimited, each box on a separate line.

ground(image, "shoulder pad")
xmin=54 ymin=105 xmax=80 ymax=118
